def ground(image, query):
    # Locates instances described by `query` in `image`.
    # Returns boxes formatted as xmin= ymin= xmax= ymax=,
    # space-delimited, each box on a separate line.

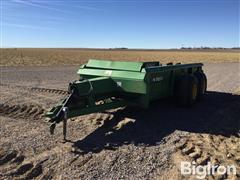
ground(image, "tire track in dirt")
xmin=0 ymin=149 xmax=45 ymax=179
xmin=0 ymin=143 xmax=75 ymax=179
xmin=0 ymin=83 xmax=68 ymax=95
xmin=30 ymin=87 xmax=68 ymax=95
xmin=175 ymin=133 xmax=240 ymax=179
xmin=0 ymin=103 xmax=45 ymax=120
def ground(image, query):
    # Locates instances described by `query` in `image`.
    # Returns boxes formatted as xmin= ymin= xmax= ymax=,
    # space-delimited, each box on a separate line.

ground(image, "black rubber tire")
xmin=194 ymin=72 xmax=207 ymax=100
xmin=175 ymin=75 xmax=198 ymax=107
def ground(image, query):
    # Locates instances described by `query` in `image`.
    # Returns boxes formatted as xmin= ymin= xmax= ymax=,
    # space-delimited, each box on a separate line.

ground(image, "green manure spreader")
xmin=46 ymin=59 xmax=207 ymax=139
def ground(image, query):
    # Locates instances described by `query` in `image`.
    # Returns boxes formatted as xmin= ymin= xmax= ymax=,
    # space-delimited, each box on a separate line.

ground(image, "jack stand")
xmin=62 ymin=107 xmax=68 ymax=142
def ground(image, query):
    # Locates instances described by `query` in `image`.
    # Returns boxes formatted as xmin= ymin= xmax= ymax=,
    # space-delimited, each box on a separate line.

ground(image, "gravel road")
xmin=0 ymin=63 xmax=239 ymax=179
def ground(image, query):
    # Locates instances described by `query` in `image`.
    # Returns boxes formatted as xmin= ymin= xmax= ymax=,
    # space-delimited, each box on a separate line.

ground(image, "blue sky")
xmin=1 ymin=0 xmax=239 ymax=48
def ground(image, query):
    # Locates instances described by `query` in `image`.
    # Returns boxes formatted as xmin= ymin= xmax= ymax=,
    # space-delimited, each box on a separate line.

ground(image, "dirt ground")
xmin=0 ymin=62 xmax=239 ymax=179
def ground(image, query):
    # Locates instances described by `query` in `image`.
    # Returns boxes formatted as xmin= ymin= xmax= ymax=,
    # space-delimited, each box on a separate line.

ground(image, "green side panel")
xmin=145 ymin=63 xmax=203 ymax=73
xmin=86 ymin=59 xmax=144 ymax=72
xmin=112 ymin=78 xmax=147 ymax=94
xmin=145 ymin=63 xmax=203 ymax=100
xmin=147 ymin=71 xmax=173 ymax=100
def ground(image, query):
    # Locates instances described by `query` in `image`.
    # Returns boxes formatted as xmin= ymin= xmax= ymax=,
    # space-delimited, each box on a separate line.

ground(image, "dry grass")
xmin=0 ymin=48 xmax=239 ymax=66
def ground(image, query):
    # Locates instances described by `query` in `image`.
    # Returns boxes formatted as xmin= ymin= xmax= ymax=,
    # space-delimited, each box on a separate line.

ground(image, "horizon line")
xmin=1 ymin=47 xmax=240 ymax=49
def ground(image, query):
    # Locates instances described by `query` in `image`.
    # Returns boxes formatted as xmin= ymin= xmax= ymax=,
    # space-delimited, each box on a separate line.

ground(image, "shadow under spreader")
xmin=73 ymin=91 xmax=240 ymax=154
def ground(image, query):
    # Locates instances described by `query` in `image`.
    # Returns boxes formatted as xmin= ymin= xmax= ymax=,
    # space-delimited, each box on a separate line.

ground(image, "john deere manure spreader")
xmin=46 ymin=59 xmax=207 ymax=139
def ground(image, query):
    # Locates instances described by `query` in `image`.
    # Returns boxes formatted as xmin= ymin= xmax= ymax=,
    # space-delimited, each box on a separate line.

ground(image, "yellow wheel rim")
xmin=192 ymin=84 xmax=197 ymax=100
xmin=202 ymin=81 xmax=206 ymax=94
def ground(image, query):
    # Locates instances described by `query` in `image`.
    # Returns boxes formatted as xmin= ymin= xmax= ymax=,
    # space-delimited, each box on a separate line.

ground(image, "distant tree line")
xmin=181 ymin=46 xmax=240 ymax=50
xmin=109 ymin=47 xmax=128 ymax=50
